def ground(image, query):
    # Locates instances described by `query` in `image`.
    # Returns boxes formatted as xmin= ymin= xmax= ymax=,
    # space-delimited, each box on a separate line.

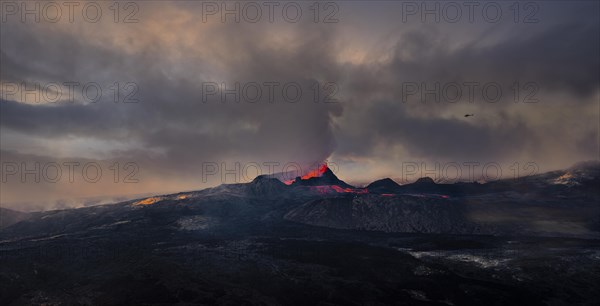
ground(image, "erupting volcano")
xmin=301 ymin=164 xmax=329 ymax=180
xmin=283 ymin=164 xmax=329 ymax=185
xmin=281 ymin=164 xmax=367 ymax=194
xmin=2 ymin=162 xmax=599 ymax=306
xmin=274 ymin=164 xmax=461 ymax=197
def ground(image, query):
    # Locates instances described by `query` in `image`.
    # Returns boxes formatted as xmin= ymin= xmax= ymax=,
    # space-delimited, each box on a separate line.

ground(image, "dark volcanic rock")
xmin=366 ymin=178 xmax=401 ymax=193
xmin=284 ymin=195 xmax=486 ymax=234
xmin=0 ymin=207 xmax=30 ymax=229
xmin=245 ymin=175 xmax=288 ymax=197
xmin=0 ymin=162 xmax=599 ymax=305
xmin=414 ymin=177 xmax=436 ymax=185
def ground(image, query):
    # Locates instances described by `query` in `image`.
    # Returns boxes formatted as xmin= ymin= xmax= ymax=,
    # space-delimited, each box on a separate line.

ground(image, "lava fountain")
xmin=284 ymin=164 xmax=329 ymax=185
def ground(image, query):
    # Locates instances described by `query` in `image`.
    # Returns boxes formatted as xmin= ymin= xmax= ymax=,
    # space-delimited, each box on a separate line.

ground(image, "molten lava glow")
xmin=307 ymin=185 xmax=368 ymax=195
xmin=284 ymin=164 xmax=329 ymax=185
xmin=133 ymin=197 xmax=163 ymax=205
xmin=331 ymin=185 xmax=368 ymax=194
xmin=302 ymin=164 xmax=329 ymax=180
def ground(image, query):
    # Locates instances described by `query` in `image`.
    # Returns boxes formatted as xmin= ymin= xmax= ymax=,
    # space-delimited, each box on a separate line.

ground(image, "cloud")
xmin=1 ymin=1 xmax=598 ymax=209
xmin=333 ymin=13 xmax=599 ymax=175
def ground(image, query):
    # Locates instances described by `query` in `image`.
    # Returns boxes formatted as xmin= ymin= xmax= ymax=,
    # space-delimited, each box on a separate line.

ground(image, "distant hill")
xmin=0 ymin=207 xmax=30 ymax=229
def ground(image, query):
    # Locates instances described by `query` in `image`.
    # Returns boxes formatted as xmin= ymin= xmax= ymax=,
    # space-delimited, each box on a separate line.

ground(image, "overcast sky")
xmin=1 ymin=1 xmax=599 ymax=211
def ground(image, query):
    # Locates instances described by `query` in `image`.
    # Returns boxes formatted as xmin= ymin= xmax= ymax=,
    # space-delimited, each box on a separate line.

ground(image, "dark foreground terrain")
xmin=1 ymin=162 xmax=599 ymax=305
xmin=2 ymin=222 xmax=599 ymax=305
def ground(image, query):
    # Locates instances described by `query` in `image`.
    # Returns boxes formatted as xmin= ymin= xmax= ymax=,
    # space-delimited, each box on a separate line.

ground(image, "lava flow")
xmin=282 ymin=164 xmax=370 ymax=195
xmin=284 ymin=164 xmax=329 ymax=185
xmin=302 ymin=164 xmax=329 ymax=180
xmin=307 ymin=185 xmax=369 ymax=195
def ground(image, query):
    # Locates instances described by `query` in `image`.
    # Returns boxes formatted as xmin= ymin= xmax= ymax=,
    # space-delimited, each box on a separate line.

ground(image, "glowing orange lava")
xmin=304 ymin=185 xmax=368 ymax=194
xmin=284 ymin=164 xmax=329 ymax=185
xmin=133 ymin=197 xmax=163 ymax=205
xmin=330 ymin=185 xmax=368 ymax=194
xmin=301 ymin=164 xmax=329 ymax=180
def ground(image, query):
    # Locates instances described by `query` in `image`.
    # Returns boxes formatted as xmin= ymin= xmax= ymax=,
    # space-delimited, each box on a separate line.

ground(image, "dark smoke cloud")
xmin=1 ymin=1 xmax=598 ymax=210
